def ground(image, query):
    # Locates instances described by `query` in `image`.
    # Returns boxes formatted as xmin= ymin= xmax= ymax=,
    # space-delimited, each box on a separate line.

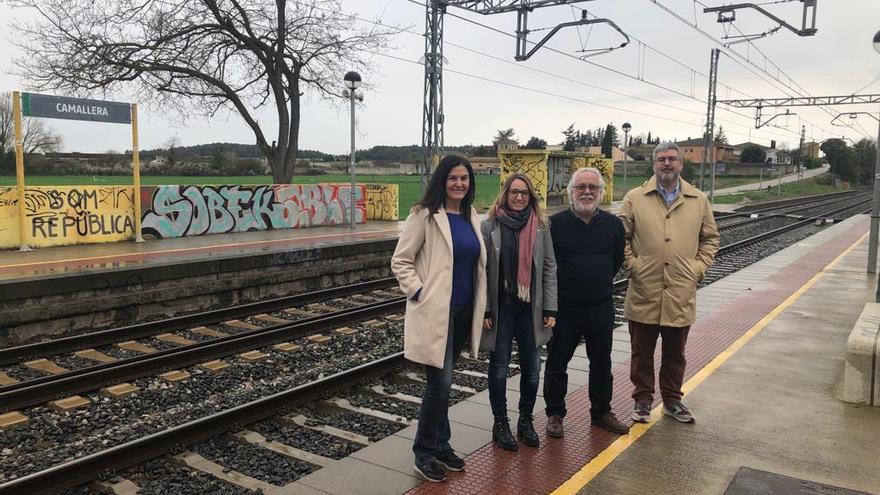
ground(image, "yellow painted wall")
xmin=498 ymin=150 xmax=613 ymax=208
xmin=365 ymin=183 xmax=399 ymax=220
xmin=0 ymin=186 xmax=135 ymax=249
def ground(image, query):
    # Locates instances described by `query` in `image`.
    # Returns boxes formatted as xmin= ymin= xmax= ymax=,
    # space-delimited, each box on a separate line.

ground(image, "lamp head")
xmin=873 ymin=30 xmax=880 ymax=54
xmin=344 ymin=71 xmax=362 ymax=90
xmin=622 ymin=122 xmax=631 ymax=133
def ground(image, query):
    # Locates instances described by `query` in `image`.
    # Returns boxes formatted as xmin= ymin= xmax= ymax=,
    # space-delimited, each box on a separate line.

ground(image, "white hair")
xmin=567 ymin=167 xmax=605 ymax=196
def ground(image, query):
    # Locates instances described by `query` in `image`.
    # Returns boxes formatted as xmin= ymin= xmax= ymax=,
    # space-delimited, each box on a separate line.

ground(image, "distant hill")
xmin=140 ymin=142 xmax=335 ymax=161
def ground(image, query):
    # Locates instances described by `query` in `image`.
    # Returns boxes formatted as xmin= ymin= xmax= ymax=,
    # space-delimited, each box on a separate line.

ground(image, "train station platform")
xmin=286 ymin=213 xmax=880 ymax=495
xmin=0 ymin=221 xmax=405 ymax=282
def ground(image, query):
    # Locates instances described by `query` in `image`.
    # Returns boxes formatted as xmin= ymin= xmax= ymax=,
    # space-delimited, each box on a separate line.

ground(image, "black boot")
xmin=517 ymin=413 xmax=539 ymax=447
xmin=492 ymin=415 xmax=518 ymax=451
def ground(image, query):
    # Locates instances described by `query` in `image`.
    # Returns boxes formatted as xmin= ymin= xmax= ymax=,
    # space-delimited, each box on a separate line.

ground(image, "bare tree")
xmin=8 ymin=0 xmax=395 ymax=183
xmin=0 ymin=92 xmax=63 ymax=155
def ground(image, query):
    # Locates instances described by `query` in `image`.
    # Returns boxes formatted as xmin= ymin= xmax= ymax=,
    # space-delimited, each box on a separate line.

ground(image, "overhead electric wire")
xmin=401 ymin=0 xmax=808 ymax=143
xmin=669 ymin=0 xmax=870 ymax=140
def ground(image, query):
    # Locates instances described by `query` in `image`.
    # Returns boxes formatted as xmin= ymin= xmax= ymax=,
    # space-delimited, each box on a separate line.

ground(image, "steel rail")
xmin=0 ymin=353 xmax=408 ymax=495
xmin=612 ymin=198 xmax=872 ymax=291
xmin=0 ymin=277 xmax=399 ymax=366
xmin=0 ymin=298 xmax=406 ymax=412
xmin=716 ymin=193 xmax=872 ymax=228
xmin=714 ymin=190 xmax=860 ymax=220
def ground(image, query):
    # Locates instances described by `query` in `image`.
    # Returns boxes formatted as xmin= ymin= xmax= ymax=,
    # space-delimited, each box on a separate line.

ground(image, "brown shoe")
xmin=592 ymin=411 xmax=630 ymax=435
xmin=546 ymin=415 xmax=564 ymax=438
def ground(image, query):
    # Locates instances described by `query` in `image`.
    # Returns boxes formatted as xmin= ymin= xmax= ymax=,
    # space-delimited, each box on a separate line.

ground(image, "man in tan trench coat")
xmin=618 ymin=141 xmax=719 ymax=424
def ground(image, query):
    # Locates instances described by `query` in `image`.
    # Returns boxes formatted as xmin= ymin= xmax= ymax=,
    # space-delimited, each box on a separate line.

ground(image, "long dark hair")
xmin=415 ymin=154 xmax=476 ymax=219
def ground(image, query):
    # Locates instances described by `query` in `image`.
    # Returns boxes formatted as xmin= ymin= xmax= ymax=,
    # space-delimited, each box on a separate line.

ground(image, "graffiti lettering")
xmin=142 ymin=184 xmax=366 ymax=239
xmin=31 ymin=213 xmax=133 ymax=238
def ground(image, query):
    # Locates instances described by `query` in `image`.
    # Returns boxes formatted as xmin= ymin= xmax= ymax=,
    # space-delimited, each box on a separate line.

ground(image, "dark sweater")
xmin=550 ymin=208 xmax=624 ymax=306
xmin=448 ymin=213 xmax=480 ymax=306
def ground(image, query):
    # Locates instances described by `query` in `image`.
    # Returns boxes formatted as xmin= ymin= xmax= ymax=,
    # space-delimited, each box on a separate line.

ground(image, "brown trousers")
xmin=629 ymin=321 xmax=690 ymax=404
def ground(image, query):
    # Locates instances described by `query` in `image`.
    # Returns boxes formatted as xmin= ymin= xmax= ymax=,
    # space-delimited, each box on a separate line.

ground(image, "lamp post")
xmin=344 ymin=71 xmax=362 ymax=231
xmin=621 ymin=122 xmax=631 ymax=197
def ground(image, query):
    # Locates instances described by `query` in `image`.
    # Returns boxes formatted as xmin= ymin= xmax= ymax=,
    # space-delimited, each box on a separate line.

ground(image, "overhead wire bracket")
xmin=514 ymin=9 xmax=629 ymax=61
xmin=755 ymin=108 xmax=796 ymax=129
xmin=703 ymin=1 xmax=818 ymax=37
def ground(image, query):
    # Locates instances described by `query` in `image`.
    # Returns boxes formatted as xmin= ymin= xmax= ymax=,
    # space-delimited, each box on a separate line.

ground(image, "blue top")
xmin=447 ymin=212 xmax=480 ymax=306
xmin=657 ymin=180 xmax=681 ymax=206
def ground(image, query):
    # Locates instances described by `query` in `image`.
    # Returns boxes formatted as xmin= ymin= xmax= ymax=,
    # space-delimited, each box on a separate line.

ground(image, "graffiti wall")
xmin=139 ymin=184 xmax=366 ymax=239
xmin=365 ymin=184 xmax=399 ymax=221
xmin=499 ymin=151 xmax=614 ymax=208
xmin=499 ymin=152 xmax=550 ymax=207
xmin=0 ymin=186 xmax=135 ymax=249
xmin=0 ymin=182 xmax=398 ymax=249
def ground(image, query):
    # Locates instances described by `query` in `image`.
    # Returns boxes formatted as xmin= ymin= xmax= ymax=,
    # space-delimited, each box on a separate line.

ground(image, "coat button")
xmin=665 ymin=238 xmax=671 ymax=242
xmin=666 ymin=214 xmax=671 ymax=219
xmin=664 ymin=262 xmax=670 ymax=266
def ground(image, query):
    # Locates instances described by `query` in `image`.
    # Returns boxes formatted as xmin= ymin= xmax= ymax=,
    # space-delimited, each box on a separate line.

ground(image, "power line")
xmin=401 ymin=0 xmax=806 ymax=142
xmin=685 ymin=0 xmax=870 ymax=139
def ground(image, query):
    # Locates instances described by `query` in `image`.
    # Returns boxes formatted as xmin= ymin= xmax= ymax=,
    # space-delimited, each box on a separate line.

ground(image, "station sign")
xmin=21 ymin=93 xmax=131 ymax=124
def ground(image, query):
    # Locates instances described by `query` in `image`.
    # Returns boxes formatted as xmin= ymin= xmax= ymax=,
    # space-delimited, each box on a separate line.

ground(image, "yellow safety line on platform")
xmin=0 ymin=227 xmax=402 ymax=271
xmin=551 ymin=231 xmax=868 ymax=495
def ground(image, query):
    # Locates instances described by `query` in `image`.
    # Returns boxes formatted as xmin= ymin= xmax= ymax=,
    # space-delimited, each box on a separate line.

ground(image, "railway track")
xmin=0 ymin=194 xmax=872 ymax=495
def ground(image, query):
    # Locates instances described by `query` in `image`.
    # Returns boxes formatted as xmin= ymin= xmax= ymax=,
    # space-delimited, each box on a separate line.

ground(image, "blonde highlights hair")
xmin=487 ymin=173 xmax=549 ymax=229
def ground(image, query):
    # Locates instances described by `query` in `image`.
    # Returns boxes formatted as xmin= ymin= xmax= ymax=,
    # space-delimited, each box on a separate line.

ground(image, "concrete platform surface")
xmin=582 ymin=218 xmax=880 ymax=495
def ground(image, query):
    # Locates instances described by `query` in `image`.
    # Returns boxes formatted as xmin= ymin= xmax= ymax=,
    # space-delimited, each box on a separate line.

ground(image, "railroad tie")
xmin=307 ymin=303 xmax=338 ymax=313
xmin=362 ymin=319 xmax=387 ymax=329
xmin=223 ymin=319 xmax=263 ymax=331
xmin=160 ymin=370 xmax=191 ymax=383
xmin=190 ymin=326 xmax=229 ymax=338
xmin=307 ymin=334 xmax=332 ymax=345
xmin=332 ymin=327 xmax=358 ymax=336
xmin=273 ymin=342 xmax=301 ymax=353
xmin=101 ymin=383 xmax=140 ymax=399
xmin=238 ymin=350 xmax=269 ymax=363
xmin=89 ymin=478 xmax=140 ymax=495
xmin=155 ymin=333 xmax=196 ymax=346
xmin=23 ymin=358 xmax=69 ymax=375
xmin=386 ymin=314 xmax=405 ymax=322
xmin=117 ymin=341 xmax=158 ymax=354
xmin=74 ymin=349 xmax=117 ymax=363
xmin=198 ymin=360 xmax=230 ymax=373
xmin=0 ymin=411 xmax=28 ymax=430
xmin=49 ymin=395 xmax=91 ymax=412
xmin=282 ymin=308 xmax=318 ymax=318
xmin=172 ymin=452 xmax=279 ymax=494
xmin=0 ymin=371 xmax=18 ymax=386
xmin=234 ymin=430 xmax=336 ymax=468
xmin=253 ymin=314 xmax=290 ymax=325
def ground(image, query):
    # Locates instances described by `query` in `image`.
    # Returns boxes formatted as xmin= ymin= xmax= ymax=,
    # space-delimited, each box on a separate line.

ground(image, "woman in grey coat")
xmin=481 ymin=173 xmax=558 ymax=451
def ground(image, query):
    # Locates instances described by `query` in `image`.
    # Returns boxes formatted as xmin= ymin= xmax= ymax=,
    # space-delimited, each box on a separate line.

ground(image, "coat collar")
xmin=641 ymin=175 xmax=700 ymax=198
xmin=432 ymin=207 xmax=454 ymax=252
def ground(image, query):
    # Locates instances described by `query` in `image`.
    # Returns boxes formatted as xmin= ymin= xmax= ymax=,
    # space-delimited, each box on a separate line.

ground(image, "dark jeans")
xmin=544 ymin=299 xmax=615 ymax=420
xmin=412 ymin=304 xmax=473 ymax=464
xmin=629 ymin=321 xmax=690 ymax=404
xmin=488 ymin=303 xmax=539 ymax=417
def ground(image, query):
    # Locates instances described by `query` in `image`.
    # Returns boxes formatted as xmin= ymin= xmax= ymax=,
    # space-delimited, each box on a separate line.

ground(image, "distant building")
xmin=582 ymin=145 xmax=630 ymax=162
xmin=675 ymin=138 xmax=737 ymax=163
xmin=732 ymin=141 xmax=779 ymax=164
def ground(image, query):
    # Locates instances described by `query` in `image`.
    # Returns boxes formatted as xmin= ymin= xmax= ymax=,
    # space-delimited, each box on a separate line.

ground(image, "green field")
xmin=0 ymin=174 xmax=504 ymax=213
xmin=712 ymin=176 xmax=847 ymax=205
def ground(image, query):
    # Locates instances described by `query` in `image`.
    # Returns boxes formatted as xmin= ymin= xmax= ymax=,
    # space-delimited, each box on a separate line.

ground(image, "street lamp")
xmin=874 ymin=30 xmax=880 ymax=54
xmin=870 ymin=31 xmax=880 ymax=296
xmin=344 ymin=71 xmax=363 ymax=231
xmin=621 ymin=122 xmax=631 ymax=198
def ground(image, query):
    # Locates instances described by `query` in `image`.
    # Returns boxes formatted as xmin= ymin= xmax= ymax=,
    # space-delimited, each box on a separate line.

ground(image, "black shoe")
xmin=435 ymin=449 xmax=465 ymax=472
xmin=517 ymin=414 xmax=540 ymax=447
xmin=492 ymin=415 xmax=518 ymax=451
xmin=414 ymin=459 xmax=447 ymax=483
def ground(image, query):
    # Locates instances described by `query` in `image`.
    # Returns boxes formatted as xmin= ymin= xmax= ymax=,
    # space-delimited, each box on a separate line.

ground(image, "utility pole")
xmin=702 ymin=49 xmax=720 ymax=199
xmin=797 ymin=125 xmax=806 ymax=181
xmin=421 ymin=1 xmax=445 ymax=193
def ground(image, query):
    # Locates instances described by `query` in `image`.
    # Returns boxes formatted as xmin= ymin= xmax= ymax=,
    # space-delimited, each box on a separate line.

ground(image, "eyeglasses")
xmin=572 ymin=184 xmax=602 ymax=192
xmin=655 ymin=156 xmax=680 ymax=163
xmin=509 ymin=189 xmax=530 ymax=198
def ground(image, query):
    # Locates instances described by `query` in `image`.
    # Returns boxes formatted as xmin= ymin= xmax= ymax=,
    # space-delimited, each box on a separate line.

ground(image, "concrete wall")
xmin=0 ymin=239 xmax=397 ymax=345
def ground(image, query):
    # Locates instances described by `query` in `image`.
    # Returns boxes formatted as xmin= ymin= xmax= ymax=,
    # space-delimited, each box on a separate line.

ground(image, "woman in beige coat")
xmin=391 ymin=155 xmax=487 ymax=483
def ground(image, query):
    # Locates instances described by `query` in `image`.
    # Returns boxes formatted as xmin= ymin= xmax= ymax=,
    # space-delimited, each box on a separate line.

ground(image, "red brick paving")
xmin=407 ymin=217 xmax=868 ymax=495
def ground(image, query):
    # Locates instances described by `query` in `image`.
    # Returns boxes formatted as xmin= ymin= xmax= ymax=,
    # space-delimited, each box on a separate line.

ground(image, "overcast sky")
xmin=1 ymin=0 xmax=878 ymax=155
